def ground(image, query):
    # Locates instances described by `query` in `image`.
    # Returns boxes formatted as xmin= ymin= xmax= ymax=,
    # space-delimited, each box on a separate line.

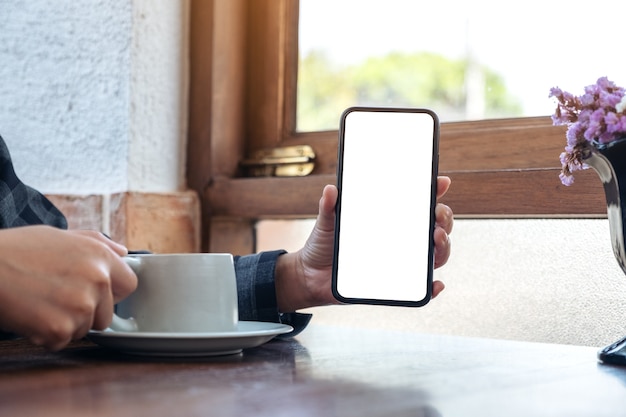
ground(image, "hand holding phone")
xmin=332 ymin=107 xmax=440 ymax=307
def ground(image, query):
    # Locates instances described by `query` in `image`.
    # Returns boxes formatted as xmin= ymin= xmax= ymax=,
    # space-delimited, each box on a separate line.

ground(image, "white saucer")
xmin=87 ymin=321 xmax=293 ymax=357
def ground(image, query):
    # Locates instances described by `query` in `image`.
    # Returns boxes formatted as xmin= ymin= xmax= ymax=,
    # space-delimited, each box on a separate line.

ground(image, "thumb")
xmin=316 ymin=185 xmax=338 ymax=232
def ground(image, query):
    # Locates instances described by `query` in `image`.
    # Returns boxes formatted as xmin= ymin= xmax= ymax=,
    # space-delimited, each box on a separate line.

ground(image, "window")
xmin=298 ymin=0 xmax=626 ymax=130
xmin=188 ymin=0 xmax=608 ymax=254
xmin=184 ymin=1 xmax=626 ymax=346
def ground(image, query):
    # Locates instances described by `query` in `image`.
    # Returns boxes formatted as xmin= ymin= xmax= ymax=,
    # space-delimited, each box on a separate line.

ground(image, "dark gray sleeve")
xmin=234 ymin=250 xmax=312 ymax=337
xmin=0 ymin=136 xmax=67 ymax=229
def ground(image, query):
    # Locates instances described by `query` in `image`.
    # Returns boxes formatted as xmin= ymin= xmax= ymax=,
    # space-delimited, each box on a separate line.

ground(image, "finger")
xmin=433 ymin=226 xmax=451 ymax=269
xmin=71 ymin=230 xmax=129 ymax=257
xmin=432 ymin=280 xmax=445 ymax=299
xmin=436 ymin=176 xmax=451 ymax=199
xmin=86 ymin=267 xmax=117 ymax=332
xmin=73 ymin=312 xmax=99 ymax=341
xmin=109 ymin=256 xmax=138 ymax=303
xmin=435 ymin=203 xmax=454 ymax=235
xmin=96 ymin=235 xmax=129 ymax=257
xmin=42 ymin=334 xmax=73 ymax=352
xmin=32 ymin=316 xmax=76 ymax=352
xmin=91 ymin=291 xmax=115 ymax=331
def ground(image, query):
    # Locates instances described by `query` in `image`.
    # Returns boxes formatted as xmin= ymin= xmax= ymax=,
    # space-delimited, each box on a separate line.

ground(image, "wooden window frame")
xmin=188 ymin=0 xmax=607 ymax=254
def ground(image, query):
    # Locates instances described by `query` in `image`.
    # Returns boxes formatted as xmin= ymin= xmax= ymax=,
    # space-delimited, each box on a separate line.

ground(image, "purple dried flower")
xmin=559 ymin=172 xmax=575 ymax=186
xmin=550 ymin=76 xmax=626 ymax=185
xmin=549 ymin=87 xmax=562 ymax=97
xmin=598 ymin=131 xmax=615 ymax=143
xmin=566 ymin=124 xmax=583 ymax=147
xmin=605 ymin=112 xmax=620 ymax=132
xmin=583 ymin=109 xmax=605 ymax=140
xmin=597 ymin=76 xmax=617 ymax=90
xmin=599 ymin=90 xmax=623 ymax=107
xmin=580 ymin=93 xmax=596 ymax=106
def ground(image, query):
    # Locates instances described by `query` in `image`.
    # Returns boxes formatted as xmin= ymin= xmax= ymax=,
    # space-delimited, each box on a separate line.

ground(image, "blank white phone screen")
xmin=335 ymin=109 xmax=437 ymax=304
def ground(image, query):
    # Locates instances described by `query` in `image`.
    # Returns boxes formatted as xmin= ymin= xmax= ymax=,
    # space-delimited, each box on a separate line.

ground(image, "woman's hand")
xmin=0 ymin=226 xmax=137 ymax=351
xmin=275 ymin=177 xmax=454 ymax=312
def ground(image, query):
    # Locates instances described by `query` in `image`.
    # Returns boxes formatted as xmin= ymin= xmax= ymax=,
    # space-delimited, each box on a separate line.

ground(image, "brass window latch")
xmin=240 ymin=145 xmax=316 ymax=177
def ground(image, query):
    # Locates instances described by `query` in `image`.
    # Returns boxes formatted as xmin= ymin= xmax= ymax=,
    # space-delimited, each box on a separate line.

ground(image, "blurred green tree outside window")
xmin=297 ymin=0 xmax=626 ymax=132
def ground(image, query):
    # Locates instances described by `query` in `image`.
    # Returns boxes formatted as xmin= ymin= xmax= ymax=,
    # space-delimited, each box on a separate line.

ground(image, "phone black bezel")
xmin=331 ymin=106 xmax=440 ymax=307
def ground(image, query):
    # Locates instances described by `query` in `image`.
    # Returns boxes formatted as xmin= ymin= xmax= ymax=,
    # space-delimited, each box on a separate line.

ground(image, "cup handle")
xmin=109 ymin=314 xmax=139 ymax=332
xmin=107 ymin=256 xmax=143 ymax=332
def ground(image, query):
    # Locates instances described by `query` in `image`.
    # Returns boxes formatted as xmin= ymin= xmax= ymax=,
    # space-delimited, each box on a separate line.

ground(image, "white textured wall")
xmin=0 ymin=0 xmax=188 ymax=194
xmin=129 ymin=0 xmax=189 ymax=192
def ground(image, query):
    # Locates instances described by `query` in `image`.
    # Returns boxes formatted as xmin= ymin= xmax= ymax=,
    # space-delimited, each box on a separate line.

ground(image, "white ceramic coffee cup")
xmin=109 ymin=253 xmax=238 ymax=333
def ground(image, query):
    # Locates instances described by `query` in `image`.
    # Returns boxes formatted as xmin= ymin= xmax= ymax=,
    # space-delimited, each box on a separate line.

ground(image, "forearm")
xmin=274 ymin=251 xmax=306 ymax=313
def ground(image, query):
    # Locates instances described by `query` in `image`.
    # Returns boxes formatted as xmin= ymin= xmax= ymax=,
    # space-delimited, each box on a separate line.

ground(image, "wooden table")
xmin=1 ymin=324 xmax=626 ymax=416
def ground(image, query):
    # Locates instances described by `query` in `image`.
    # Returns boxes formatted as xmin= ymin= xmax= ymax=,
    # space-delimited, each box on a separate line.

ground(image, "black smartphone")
xmin=332 ymin=107 xmax=440 ymax=307
xmin=598 ymin=335 xmax=626 ymax=366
